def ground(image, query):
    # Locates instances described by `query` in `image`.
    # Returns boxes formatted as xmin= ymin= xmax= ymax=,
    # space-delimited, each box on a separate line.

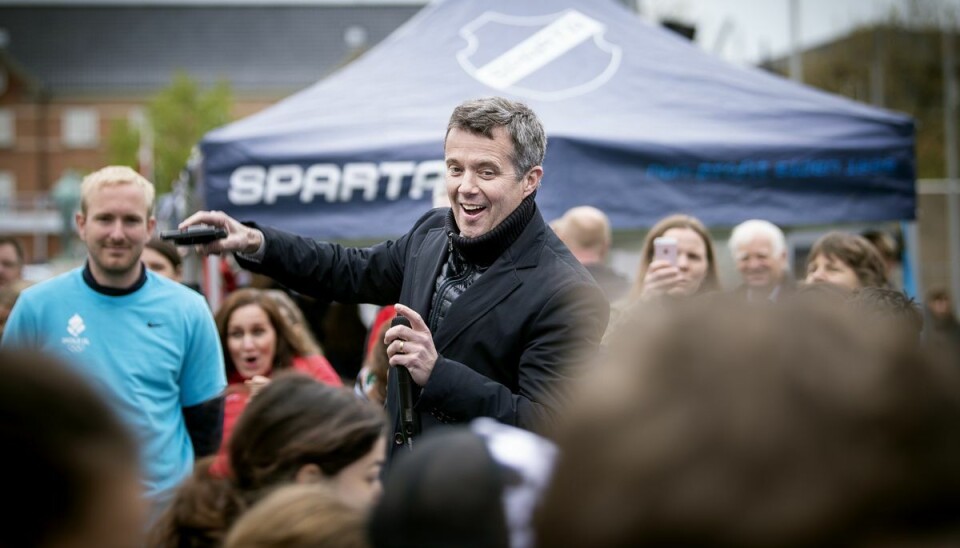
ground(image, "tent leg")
xmin=900 ymin=220 xmax=921 ymax=300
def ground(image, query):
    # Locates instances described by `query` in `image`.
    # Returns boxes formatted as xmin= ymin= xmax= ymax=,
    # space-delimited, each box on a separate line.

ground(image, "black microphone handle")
xmin=391 ymin=315 xmax=416 ymax=445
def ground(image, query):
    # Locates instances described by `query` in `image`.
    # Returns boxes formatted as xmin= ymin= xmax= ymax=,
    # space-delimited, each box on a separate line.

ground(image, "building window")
xmin=0 ymin=109 xmax=13 ymax=148
xmin=62 ymin=107 xmax=99 ymax=148
xmin=0 ymin=171 xmax=13 ymax=210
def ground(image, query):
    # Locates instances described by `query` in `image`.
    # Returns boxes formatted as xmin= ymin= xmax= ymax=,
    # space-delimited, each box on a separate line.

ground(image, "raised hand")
xmin=384 ymin=303 xmax=439 ymax=387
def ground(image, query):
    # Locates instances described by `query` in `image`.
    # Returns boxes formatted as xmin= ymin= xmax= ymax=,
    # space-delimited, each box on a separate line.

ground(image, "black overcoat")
xmin=237 ymin=207 xmax=609 ymax=452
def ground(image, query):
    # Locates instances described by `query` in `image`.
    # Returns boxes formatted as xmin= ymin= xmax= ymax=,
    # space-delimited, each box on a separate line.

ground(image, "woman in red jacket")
xmin=211 ymin=288 xmax=341 ymax=474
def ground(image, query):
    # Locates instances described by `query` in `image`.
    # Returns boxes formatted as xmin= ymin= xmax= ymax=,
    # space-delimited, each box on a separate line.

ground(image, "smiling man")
xmin=728 ymin=219 xmax=792 ymax=303
xmin=181 ymin=97 xmax=609 ymax=455
xmin=1 ymin=166 xmax=226 ymax=520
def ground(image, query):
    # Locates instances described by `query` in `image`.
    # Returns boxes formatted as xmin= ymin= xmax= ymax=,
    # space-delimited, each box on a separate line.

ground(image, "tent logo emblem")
xmin=457 ymin=9 xmax=621 ymax=101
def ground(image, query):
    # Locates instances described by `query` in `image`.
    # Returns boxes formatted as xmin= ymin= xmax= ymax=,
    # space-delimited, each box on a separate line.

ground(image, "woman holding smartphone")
xmin=629 ymin=214 xmax=720 ymax=302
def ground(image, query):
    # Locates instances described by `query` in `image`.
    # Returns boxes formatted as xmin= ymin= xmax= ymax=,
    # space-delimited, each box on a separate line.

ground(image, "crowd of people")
xmin=1 ymin=96 xmax=959 ymax=547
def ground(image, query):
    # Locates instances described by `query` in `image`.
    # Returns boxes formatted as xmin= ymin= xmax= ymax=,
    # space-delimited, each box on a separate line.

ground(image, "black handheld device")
xmin=159 ymin=225 xmax=227 ymax=246
xmin=391 ymin=315 xmax=419 ymax=450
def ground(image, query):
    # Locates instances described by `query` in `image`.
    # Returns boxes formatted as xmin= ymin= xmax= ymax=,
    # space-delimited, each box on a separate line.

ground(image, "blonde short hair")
xmin=560 ymin=206 xmax=612 ymax=253
xmin=80 ymin=166 xmax=155 ymax=216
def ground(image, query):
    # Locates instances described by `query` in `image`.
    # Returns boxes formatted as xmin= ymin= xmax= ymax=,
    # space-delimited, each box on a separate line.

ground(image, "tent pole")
xmin=901 ymin=221 xmax=921 ymax=300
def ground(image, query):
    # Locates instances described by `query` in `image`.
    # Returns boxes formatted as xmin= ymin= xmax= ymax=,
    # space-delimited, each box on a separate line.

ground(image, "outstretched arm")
xmin=179 ymin=210 xmax=264 ymax=255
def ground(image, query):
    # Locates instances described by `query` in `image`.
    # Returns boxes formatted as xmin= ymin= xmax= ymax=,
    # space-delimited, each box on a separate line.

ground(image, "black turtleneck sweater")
xmin=427 ymin=192 xmax=538 ymax=332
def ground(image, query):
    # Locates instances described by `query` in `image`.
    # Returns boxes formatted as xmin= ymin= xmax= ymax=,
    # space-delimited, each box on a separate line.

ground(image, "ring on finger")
xmin=399 ymin=340 xmax=405 ymax=353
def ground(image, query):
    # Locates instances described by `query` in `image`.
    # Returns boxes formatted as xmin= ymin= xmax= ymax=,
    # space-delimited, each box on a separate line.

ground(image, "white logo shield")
xmin=457 ymin=9 xmax=622 ymax=101
xmin=67 ymin=314 xmax=85 ymax=337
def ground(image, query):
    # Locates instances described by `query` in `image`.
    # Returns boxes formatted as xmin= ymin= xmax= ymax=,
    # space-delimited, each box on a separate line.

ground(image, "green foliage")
xmin=106 ymin=72 xmax=233 ymax=194
xmin=801 ymin=26 xmax=948 ymax=179
xmin=107 ymin=118 xmax=140 ymax=169
xmin=149 ymin=72 xmax=233 ymax=194
xmin=764 ymin=3 xmax=957 ymax=179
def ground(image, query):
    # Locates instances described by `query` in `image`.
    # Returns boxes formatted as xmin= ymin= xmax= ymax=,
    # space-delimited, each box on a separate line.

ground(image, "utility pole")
xmin=789 ymin=0 xmax=803 ymax=82
xmin=944 ymin=27 xmax=960 ymax=315
xmin=870 ymin=27 xmax=885 ymax=107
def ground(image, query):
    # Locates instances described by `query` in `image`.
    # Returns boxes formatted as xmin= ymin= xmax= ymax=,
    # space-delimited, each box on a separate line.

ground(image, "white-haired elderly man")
xmin=728 ymin=219 xmax=792 ymax=303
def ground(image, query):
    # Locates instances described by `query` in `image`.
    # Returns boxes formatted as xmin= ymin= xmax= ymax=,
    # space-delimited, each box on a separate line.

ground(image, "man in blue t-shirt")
xmin=2 ymin=166 xmax=226 ymax=517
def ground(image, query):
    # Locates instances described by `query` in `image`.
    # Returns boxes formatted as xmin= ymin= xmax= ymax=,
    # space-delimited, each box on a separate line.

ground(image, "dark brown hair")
xmin=806 ymin=231 xmax=888 ymax=289
xmin=215 ymin=288 xmax=306 ymax=378
xmin=149 ymin=374 xmax=385 ymax=547
xmin=145 ymin=237 xmax=182 ymax=269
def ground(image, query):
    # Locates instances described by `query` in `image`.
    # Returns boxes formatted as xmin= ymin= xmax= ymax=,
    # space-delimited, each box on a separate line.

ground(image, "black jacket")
xmin=237 ymin=207 xmax=609 ymax=451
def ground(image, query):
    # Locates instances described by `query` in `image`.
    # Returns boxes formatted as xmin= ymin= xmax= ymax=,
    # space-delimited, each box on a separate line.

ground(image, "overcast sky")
xmin=8 ymin=0 xmax=960 ymax=65
xmin=640 ymin=0 xmax=960 ymax=64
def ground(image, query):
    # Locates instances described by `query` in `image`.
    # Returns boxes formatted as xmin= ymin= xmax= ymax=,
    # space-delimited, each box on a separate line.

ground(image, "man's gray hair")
xmin=728 ymin=219 xmax=786 ymax=258
xmin=446 ymin=97 xmax=546 ymax=181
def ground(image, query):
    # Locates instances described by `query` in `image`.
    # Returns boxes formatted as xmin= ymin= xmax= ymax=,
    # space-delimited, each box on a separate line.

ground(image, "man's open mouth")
xmin=461 ymin=204 xmax=486 ymax=216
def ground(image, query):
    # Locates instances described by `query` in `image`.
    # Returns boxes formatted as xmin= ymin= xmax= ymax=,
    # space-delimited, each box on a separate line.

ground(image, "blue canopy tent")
xmin=200 ymin=0 xmax=915 ymax=240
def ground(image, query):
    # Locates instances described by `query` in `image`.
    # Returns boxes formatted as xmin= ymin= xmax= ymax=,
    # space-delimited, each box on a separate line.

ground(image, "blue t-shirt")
xmin=2 ymin=267 xmax=226 ymax=500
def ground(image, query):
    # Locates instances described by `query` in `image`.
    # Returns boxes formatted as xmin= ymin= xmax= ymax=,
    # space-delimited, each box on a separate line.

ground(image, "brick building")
xmin=0 ymin=1 xmax=420 ymax=264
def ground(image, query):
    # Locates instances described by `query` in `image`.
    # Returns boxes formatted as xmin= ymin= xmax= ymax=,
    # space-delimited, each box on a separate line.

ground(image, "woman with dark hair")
xmin=629 ymin=214 xmax=720 ymax=302
xmin=142 ymin=237 xmax=183 ymax=282
xmin=150 ymin=374 xmax=387 ymax=547
xmin=212 ymin=288 xmax=342 ymax=475
xmin=805 ymin=231 xmax=888 ymax=291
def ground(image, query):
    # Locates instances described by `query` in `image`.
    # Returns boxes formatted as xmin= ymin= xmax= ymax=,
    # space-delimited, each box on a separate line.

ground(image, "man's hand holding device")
xmin=176 ymin=211 xmax=264 ymax=256
xmin=160 ymin=225 xmax=227 ymax=246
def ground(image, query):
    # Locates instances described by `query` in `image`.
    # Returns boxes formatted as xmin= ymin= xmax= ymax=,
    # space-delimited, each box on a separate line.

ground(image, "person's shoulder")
xmin=408 ymin=207 xmax=449 ymax=234
xmin=18 ymin=268 xmax=83 ymax=300
xmin=537 ymin=230 xmax=597 ymax=287
xmin=146 ymin=272 xmax=209 ymax=308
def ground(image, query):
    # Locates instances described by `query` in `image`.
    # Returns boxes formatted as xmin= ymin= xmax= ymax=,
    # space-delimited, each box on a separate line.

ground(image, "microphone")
xmin=391 ymin=315 xmax=418 ymax=449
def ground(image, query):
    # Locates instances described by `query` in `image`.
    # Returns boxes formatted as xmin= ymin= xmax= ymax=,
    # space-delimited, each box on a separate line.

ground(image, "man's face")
xmin=735 ymin=236 xmax=786 ymax=290
xmin=0 ymin=243 xmax=22 ymax=289
xmin=445 ymin=126 xmax=541 ymax=239
xmin=76 ymin=184 xmax=155 ymax=282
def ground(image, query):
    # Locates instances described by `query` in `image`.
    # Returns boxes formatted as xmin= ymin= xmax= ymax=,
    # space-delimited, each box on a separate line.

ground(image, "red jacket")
xmin=209 ymin=355 xmax=342 ymax=477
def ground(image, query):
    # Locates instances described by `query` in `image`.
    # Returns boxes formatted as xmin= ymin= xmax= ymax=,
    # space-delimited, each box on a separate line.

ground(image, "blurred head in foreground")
xmin=2 ymin=348 xmax=145 ymax=548
xmin=224 ymin=483 xmax=369 ymax=548
xmin=538 ymin=299 xmax=960 ymax=547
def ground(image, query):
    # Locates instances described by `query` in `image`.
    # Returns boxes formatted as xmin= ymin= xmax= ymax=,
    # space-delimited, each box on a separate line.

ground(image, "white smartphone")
xmin=653 ymin=236 xmax=678 ymax=265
